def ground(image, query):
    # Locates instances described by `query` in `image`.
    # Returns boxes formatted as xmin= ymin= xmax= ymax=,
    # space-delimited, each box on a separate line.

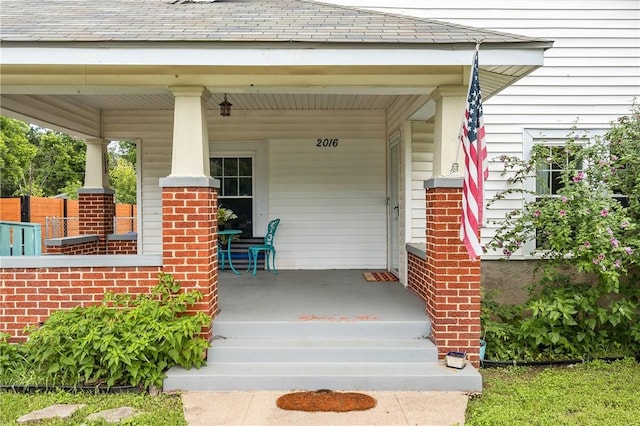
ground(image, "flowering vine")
xmin=486 ymin=109 xmax=640 ymax=293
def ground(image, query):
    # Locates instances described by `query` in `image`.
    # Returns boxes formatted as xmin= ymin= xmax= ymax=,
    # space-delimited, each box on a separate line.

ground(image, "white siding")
xmin=331 ymin=0 xmax=640 ymax=257
xmin=270 ymin=137 xmax=386 ymax=269
xmin=103 ymin=110 xmax=173 ymax=255
xmin=409 ymin=121 xmax=434 ymax=243
xmin=103 ymin=110 xmax=388 ymax=268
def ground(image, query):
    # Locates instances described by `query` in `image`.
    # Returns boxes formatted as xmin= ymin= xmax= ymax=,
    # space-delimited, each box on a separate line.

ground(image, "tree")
xmin=107 ymin=141 xmax=137 ymax=204
xmin=0 ymin=116 xmax=36 ymax=197
xmin=26 ymin=127 xmax=86 ymax=197
xmin=0 ymin=116 xmax=86 ymax=197
xmin=113 ymin=140 xmax=136 ymax=166
xmin=61 ymin=180 xmax=83 ymax=200
xmin=1 ymin=116 xmax=138 ymax=203
xmin=109 ymin=157 xmax=137 ymax=204
xmin=606 ymin=103 xmax=640 ymax=224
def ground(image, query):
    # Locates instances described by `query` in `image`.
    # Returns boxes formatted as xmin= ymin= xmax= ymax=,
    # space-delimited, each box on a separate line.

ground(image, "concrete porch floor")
xmin=216 ymin=269 xmax=428 ymax=323
xmin=165 ymin=269 xmax=482 ymax=393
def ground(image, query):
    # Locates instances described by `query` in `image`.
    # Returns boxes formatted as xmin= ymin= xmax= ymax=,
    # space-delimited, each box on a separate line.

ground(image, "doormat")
xmin=276 ymin=389 xmax=377 ymax=412
xmin=362 ymin=271 xmax=398 ymax=282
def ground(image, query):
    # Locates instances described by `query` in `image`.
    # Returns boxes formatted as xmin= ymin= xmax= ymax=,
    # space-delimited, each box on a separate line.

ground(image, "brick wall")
xmin=1 ymin=196 xmax=134 ymax=253
xmin=1 ymin=266 xmax=162 ymax=342
xmin=407 ymin=251 xmax=427 ymax=299
xmin=161 ymin=185 xmax=218 ymax=338
xmin=407 ymin=183 xmax=482 ymax=367
xmin=46 ymin=240 xmax=100 ymax=255
xmin=107 ymin=239 xmax=137 ymax=255
xmin=79 ymin=192 xmax=115 ymax=254
xmin=1 ymin=186 xmax=216 ymax=343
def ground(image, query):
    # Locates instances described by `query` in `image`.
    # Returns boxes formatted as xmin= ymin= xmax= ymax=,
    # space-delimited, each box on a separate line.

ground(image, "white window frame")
xmin=521 ymin=128 xmax=607 ymax=257
xmin=210 ymin=140 xmax=268 ymax=236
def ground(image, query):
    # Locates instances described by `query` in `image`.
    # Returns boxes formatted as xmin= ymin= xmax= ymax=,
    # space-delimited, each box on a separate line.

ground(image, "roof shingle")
xmin=0 ymin=0 xmax=547 ymax=45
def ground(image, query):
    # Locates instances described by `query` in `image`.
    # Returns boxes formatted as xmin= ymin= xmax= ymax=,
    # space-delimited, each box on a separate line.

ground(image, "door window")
xmin=210 ymin=157 xmax=253 ymax=237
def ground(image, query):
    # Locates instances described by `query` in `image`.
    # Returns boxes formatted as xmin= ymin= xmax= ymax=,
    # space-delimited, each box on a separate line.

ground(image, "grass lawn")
xmin=2 ymin=359 xmax=638 ymax=425
xmin=0 ymin=390 xmax=186 ymax=425
xmin=466 ymin=358 xmax=640 ymax=426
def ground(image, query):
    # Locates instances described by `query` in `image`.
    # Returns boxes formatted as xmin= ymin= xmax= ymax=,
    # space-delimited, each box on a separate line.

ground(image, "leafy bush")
xmin=482 ymin=274 xmax=640 ymax=361
xmin=488 ymin=125 xmax=639 ymax=292
xmin=2 ymin=273 xmax=210 ymax=389
xmin=0 ymin=333 xmax=29 ymax=377
xmin=483 ymin=104 xmax=640 ymax=361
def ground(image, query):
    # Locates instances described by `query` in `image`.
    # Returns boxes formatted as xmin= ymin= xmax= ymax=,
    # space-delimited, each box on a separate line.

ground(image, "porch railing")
xmin=0 ymin=221 xmax=42 ymax=256
xmin=45 ymin=216 xmax=80 ymax=239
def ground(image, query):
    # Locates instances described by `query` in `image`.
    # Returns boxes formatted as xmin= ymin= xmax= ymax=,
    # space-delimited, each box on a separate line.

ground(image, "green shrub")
xmin=482 ymin=273 xmax=640 ymax=361
xmin=5 ymin=273 xmax=210 ymax=389
xmin=482 ymin=105 xmax=640 ymax=361
xmin=0 ymin=333 xmax=29 ymax=377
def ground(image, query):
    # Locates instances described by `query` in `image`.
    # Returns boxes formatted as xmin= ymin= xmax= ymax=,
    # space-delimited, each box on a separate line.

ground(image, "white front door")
xmin=388 ymin=133 xmax=401 ymax=274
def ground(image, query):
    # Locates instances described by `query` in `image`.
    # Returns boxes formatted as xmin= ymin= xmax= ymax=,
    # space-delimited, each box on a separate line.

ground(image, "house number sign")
xmin=316 ymin=138 xmax=339 ymax=147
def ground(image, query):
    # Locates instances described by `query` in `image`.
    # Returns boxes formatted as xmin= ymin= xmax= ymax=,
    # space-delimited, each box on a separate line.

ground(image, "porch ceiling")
xmin=0 ymin=62 xmax=536 ymax=133
xmin=1 ymin=93 xmax=400 ymax=113
xmin=0 ymin=62 xmax=536 ymax=112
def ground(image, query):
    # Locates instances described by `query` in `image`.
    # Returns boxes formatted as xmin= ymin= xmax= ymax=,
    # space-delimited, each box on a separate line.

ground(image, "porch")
xmin=164 ymin=269 xmax=481 ymax=392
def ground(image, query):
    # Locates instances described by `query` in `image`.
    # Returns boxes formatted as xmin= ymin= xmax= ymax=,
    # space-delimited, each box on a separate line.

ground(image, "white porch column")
xmin=431 ymin=86 xmax=467 ymax=177
xmin=83 ymin=138 xmax=110 ymax=189
xmin=169 ymin=86 xmax=211 ymax=177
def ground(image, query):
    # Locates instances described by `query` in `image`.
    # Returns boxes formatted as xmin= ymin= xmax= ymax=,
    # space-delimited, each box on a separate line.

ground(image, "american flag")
xmin=460 ymin=49 xmax=488 ymax=260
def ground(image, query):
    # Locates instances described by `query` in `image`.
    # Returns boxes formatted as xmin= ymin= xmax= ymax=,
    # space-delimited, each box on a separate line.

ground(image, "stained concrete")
xmin=181 ymin=391 xmax=469 ymax=426
xmin=216 ymin=269 xmax=427 ymax=323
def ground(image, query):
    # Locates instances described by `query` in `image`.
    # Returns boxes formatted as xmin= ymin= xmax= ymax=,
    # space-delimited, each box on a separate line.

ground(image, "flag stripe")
xmin=459 ymin=49 xmax=488 ymax=260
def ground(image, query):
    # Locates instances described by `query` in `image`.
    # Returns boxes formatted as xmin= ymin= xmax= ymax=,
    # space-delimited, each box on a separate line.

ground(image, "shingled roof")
xmin=0 ymin=0 xmax=546 ymax=46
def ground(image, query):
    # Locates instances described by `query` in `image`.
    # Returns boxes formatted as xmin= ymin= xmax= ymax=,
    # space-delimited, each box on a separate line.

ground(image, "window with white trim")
xmin=535 ymin=145 xmax=582 ymax=196
xmin=523 ymin=128 xmax=606 ymax=253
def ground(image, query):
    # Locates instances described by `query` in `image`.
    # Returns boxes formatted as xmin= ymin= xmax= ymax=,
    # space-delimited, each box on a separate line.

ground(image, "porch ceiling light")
xmin=219 ymin=94 xmax=232 ymax=117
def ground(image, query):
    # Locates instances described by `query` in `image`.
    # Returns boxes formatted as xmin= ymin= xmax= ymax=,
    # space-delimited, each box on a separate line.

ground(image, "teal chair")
xmin=247 ymin=218 xmax=280 ymax=276
xmin=218 ymin=239 xmax=227 ymax=271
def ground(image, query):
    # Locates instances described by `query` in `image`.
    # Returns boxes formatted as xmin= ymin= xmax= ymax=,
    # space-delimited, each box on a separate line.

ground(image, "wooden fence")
xmin=0 ymin=196 xmax=136 ymax=253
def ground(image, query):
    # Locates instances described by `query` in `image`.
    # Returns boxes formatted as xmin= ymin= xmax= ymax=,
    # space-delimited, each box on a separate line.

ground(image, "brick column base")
xmin=424 ymin=178 xmax=481 ymax=366
xmin=78 ymin=189 xmax=115 ymax=254
xmin=160 ymin=178 xmax=219 ymax=340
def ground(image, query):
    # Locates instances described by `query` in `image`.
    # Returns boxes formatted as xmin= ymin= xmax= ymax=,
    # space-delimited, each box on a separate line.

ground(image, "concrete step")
xmin=163 ymin=361 xmax=482 ymax=392
xmin=213 ymin=320 xmax=431 ymax=340
xmin=163 ymin=316 xmax=482 ymax=393
xmin=207 ymin=338 xmax=439 ymax=363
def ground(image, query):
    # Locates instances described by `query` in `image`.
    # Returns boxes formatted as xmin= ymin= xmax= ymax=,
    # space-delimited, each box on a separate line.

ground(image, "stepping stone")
xmin=17 ymin=404 xmax=86 ymax=424
xmin=86 ymin=406 xmax=140 ymax=423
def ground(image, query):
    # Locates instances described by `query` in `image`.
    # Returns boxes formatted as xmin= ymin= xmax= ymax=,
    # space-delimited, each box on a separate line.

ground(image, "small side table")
xmin=218 ymin=230 xmax=242 ymax=275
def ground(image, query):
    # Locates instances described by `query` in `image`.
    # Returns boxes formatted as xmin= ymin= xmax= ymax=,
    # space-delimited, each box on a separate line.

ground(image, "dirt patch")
xmin=276 ymin=389 xmax=377 ymax=412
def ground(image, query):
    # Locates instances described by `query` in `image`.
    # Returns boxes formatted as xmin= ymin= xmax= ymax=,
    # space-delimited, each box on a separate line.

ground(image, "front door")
xmin=388 ymin=132 xmax=401 ymax=275
xmin=210 ymin=156 xmax=254 ymax=237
